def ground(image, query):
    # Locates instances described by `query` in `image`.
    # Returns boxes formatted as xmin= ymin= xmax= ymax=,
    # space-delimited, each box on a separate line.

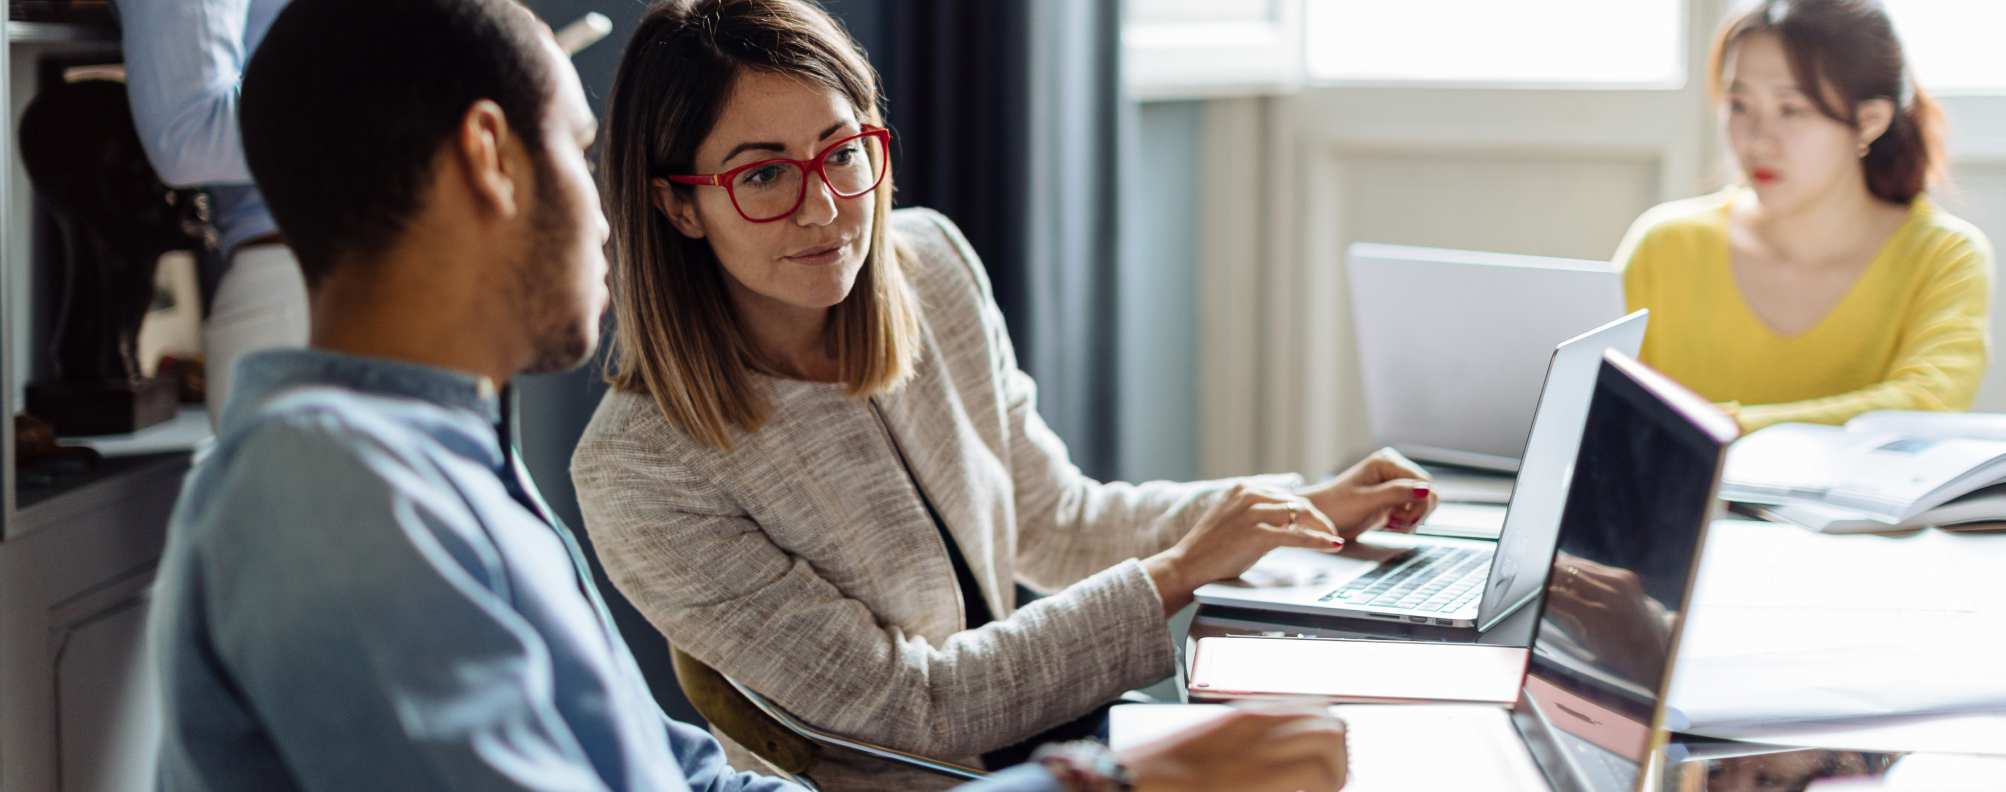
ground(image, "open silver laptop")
xmin=1193 ymin=311 xmax=1647 ymax=629
xmin=1122 ymin=350 xmax=1741 ymax=792
xmin=1347 ymin=242 xmax=1625 ymax=473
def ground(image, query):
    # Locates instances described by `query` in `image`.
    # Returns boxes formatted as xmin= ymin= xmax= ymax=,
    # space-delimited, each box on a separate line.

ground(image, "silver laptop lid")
xmin=1476 ymin=310 xmax=1648 ymax=632
xmin=1346 ymin=242 xmax=1625 ymax=472
xmin=1513 ymin=350 xmax=1739 ymax=792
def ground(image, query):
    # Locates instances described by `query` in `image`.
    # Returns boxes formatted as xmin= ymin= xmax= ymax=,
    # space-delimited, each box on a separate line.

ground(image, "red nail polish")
xmin=1331 ymin=538 xmax=1344 ymax=548
xmin=1412 ymin=485 xmax=1430 ymax=500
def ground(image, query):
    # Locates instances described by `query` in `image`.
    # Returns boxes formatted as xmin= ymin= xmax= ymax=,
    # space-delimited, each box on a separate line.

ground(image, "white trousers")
xmin=202 ymin=243 xmax=308 ymax=426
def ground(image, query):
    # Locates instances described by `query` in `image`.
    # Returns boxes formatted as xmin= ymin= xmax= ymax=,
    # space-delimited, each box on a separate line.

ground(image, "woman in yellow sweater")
xmin=1616 ymin=0 xmax=1991 ymax=432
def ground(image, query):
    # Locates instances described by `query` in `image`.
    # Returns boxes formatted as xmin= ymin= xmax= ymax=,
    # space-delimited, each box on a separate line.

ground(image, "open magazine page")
xmin=1748 ymin=484 xmax=2006 ymax=533
xmin=1721 ymin=423 xmax=2006 ymax=521
xmin=1844 ymin=410 xmax=2006 ymax=442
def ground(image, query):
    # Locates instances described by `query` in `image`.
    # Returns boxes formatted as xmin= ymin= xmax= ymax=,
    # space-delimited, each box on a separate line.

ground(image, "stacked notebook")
xmin=1721 ymin=410 xmax=2006 ymax=533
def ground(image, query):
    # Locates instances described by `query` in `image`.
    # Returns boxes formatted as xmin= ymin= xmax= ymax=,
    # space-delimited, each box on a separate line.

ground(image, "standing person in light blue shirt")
xmin=146 ymin=0 xmax=1348 ymax=790
xmin=118 ymin=0 xmax=305 ymax=424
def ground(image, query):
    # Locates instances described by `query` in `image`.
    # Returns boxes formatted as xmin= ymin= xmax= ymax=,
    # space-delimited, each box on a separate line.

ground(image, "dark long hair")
xmin=1709 ymin=0 xmax=1946 ymax=204
xmin=601 ymin=0 xmax=919 ymax=450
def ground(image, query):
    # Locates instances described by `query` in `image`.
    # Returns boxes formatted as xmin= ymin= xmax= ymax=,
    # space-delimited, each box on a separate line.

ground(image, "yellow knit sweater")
xmin=1615 ymin=189 xmax=1992 ymax=432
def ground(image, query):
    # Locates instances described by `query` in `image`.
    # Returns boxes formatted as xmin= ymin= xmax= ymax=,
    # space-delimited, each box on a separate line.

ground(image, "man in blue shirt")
xmin=147 ymin=0 xmax=1345 ymax=790
xmin=118 ymin=0 xmax=306 ymax=425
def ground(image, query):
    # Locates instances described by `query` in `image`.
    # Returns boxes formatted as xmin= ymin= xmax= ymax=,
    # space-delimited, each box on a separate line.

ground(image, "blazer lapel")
xmin=875 ymin=338 xmax=1018 ymax=623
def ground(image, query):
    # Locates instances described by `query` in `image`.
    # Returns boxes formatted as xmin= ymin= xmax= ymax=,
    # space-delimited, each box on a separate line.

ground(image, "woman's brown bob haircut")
xmin=1709 ymin=0 xmax=1947 ymax=204
xmin=603 ymin=0 xmax=920 ymax=449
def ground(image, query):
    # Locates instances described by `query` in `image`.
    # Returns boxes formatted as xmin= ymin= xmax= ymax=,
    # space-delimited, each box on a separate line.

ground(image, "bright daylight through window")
xmin=1883 ymin=0 xmax=2006 ymax=94
xmin=1303 ymin=0 xmax=1685 ymax=87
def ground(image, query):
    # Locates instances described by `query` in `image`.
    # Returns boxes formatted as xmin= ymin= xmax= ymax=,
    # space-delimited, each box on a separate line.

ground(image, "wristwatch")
xmin=1031 ymin=741 xmax=1136 ymax=792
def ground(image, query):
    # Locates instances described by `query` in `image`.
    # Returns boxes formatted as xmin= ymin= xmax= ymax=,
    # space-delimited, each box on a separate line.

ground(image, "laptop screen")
xmin=1346 ymin=243 xmax=1626 ymax=471
xmin=1520 ymin=352 xmax=1736 ymax=788
xmin=1477 ymin=310 xmax=1647 ymax=630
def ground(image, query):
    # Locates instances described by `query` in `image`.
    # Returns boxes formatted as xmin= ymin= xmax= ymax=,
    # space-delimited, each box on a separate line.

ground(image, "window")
xmin=1303 ymin=0 xmax=1686 ymax=88
xmin=1124 ymin=0 xmax=1301 ymax=99
xmin=1884 ymin=0 xmax=2006 ymax=94
xmin=1129 ymin=0 xmax=1275 ymax=26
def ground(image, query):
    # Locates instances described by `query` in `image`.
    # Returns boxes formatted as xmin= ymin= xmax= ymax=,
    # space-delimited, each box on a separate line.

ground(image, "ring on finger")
xmin=1285 ymin=501 xmax=1300 ymax=528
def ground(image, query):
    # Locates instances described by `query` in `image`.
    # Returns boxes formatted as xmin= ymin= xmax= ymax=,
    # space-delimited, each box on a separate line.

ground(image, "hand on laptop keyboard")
xmin=1143 ymin=485 xmax=1346 ymax=616
xmin=1296 ymin=448 xmax=1440 ymax=540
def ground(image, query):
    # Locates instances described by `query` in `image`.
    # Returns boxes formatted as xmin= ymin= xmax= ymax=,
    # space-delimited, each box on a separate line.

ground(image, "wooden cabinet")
xmin=1 ymin=454 xmax=185 ymax=792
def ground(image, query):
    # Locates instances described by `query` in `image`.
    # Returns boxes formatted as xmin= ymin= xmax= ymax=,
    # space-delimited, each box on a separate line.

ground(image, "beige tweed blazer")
xmin=571 ymin=208 xmax=1299 ymax=789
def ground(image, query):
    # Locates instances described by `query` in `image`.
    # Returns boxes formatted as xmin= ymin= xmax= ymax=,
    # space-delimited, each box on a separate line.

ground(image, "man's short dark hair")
xmin=241 ymin=0 xmax=555 ymax=285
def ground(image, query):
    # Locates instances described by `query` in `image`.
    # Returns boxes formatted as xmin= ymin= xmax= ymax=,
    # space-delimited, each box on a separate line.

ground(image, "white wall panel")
xmin=1339 ymin=151 xmax=1660 ymax=261
xmin=1933 ymin=163 xmax=2006 ymax=413
xmin=1277 ymin=148 xmax=1662 ymax=475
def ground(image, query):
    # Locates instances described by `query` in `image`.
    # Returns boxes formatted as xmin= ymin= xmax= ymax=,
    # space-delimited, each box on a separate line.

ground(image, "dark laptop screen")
xmin=1522 ymin=353 xmax=1732 ymax=783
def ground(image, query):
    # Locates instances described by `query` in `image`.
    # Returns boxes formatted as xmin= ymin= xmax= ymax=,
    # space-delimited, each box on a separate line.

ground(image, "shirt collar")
xmin=224 ymin=348 xmax=503 ymax=431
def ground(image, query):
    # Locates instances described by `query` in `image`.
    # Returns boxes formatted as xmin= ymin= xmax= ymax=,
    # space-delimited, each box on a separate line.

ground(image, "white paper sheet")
xmin=1108 ymin=703 xmax=1234 ymax=751
xmin=1671 ymin=647 xmax=2006 ymax=729
xmin=1671 ymin=521 xmax=2006 ymax=732
xmin=1690 ymin=520 xmax=1974 ymax=611
xmin=1707 ymin=711 xmax=2006 ymax=757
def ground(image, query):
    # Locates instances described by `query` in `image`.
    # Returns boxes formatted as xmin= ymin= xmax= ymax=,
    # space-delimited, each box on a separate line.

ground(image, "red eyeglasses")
xmin=665 ymin=127 xmax=891 ymax=223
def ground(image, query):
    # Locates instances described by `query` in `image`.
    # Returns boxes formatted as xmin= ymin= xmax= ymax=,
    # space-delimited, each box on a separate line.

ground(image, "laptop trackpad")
xmin=1220 ymin=545 xmax=1400 ymax=590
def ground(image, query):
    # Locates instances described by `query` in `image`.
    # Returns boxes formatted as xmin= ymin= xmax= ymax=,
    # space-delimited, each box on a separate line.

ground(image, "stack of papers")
xmin=1669 ymin=520 xmax=2006 ymax=747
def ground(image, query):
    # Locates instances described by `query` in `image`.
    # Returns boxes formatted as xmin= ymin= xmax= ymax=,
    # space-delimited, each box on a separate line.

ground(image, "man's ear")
xmin=457 ymin=99 xmax=520 ymax=219
xmin=650 ymin=177 xmax=706 ymax=239
xmin=1857 ymin=97 xmax=1896 ymax=151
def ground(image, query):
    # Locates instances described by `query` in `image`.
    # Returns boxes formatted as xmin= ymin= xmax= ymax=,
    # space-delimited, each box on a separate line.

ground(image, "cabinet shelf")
xmin=12 ymin=451 xmax=188 ymax=539
xmin=7 ymin=20 xmax=116 ymax=44
xmin=18 ymin=451 xmax=186 ymax=512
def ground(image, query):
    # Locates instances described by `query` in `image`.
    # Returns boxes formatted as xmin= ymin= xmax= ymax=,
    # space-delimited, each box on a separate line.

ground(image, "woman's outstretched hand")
xmin=1120 ymin=703 xmax=1348 ymax=792
xmin=1143 ymin=484 xmax=1344 ymax=616
xmin=1299 ymin=448 xmax=1438 ymax=541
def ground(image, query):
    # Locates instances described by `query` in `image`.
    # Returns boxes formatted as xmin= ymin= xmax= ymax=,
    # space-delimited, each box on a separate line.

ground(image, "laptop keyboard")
xmin=1317 ymin=545 xmax=1493 ymax=613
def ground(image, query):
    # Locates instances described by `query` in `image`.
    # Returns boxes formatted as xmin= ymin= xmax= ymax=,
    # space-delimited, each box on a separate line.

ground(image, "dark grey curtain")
xmin=834 ymin=0 xmax=1125 ymax=481
xmin=1023 ymin=0 xmax=1124 ymax=483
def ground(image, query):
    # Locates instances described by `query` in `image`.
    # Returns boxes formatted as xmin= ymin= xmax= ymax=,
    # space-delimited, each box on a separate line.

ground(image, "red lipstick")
xmin=785 ymin=240 xmax=843 ymax=267
xmin=1751 ymin=167 xmax=1778 ymax=184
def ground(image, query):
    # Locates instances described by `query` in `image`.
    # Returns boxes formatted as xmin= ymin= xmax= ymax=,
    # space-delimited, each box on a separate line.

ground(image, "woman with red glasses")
xmin=571 ymin=1 xmax=1427 ymax=789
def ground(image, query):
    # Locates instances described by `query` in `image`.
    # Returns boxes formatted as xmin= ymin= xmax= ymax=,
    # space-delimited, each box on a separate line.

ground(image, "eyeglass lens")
xmin=730 ymin=134 xmax=885 ymax=221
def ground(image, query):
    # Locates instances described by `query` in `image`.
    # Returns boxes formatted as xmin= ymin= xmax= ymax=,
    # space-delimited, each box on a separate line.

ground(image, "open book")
xmin=1721 ymin=411 xmax=2006 ymax=533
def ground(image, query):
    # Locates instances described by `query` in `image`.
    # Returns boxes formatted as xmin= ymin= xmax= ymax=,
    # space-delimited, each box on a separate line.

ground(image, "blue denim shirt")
xmin=149 ymin=349 xmax=1061 ymax=792
xmin=115 ymin=0 xmax=282 ymax=255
